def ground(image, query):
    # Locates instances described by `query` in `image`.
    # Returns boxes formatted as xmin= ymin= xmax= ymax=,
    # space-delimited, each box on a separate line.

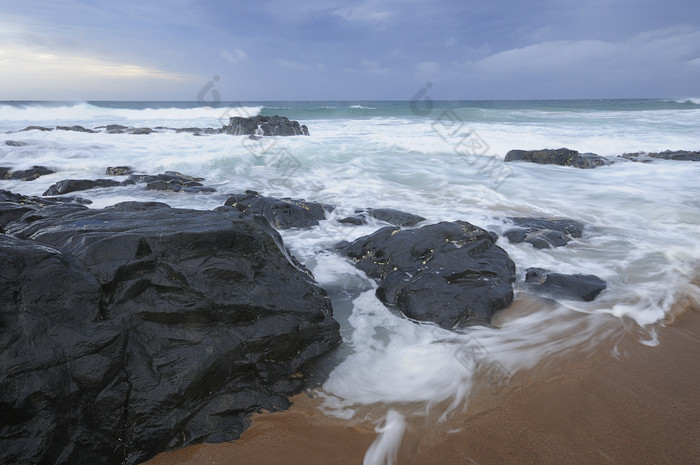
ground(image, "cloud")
xmin=277 ymin=59 xmax=324 ymax=71
xmin=220 ymin=48 xmax=248 ymax=64
xmin=333 ymin=6 xmax=391 ymax=23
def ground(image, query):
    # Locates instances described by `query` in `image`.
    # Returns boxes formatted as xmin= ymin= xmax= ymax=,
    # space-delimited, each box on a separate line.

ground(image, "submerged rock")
xmin=222 ymin=115 xmax=309 ymax=136
xmin=525 ymin=267 xmax=607 ymax=301
xmin=1 ymin=202 xmax=341 ymax=465
xmin=0 ymin=165 xmax=54 ymax=181
xmin=362 ymin=208 xmax=426 ymax=227
xmin=505 ymin=148 xmax=611 ymax=168
xmin=503 ymin=217 xmax=584 ymax=249
xmin=56 ymin=125 xmax=97 ymax=133
xmin=338 ymin=221 xmax=516 ymax=328
xmin=18 ymin=125 xmax=52 ymax=132
xmin=620 ymin=150 xmax=700 ymax=162
xmin=4 ymin=140 xmax=29 ymax=147
xmin=224 ymin=191 xmax=332 ymax=229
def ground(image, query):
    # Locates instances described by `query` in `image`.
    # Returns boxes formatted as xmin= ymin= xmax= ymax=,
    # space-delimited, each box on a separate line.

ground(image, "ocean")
xmin=2 ymin=99 xmax=700 ymax=463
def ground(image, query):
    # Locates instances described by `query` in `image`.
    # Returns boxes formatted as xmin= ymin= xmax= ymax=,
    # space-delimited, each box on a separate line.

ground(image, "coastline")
xmin=144 ymin=301 xmax=700 ymax=465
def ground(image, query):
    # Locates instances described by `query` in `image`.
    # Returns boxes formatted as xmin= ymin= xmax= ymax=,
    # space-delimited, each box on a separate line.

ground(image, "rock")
xmin=503 ymin=217 xmax=584 ymax=249
xmin=104 ymin=124 xmax=129 ymax=133
xmin=525 ymin=268 xmax=607 ymax=301
xmin=338 ymin=215 xmax=367 ymax=226
xmin=620 ymin=150 xmax=700 ymax=162
xmin=129 ymin=127 xmax=154 ymax=135
xmin=1 ymin=165 xmax=55 ymax=181
xmin=1 ymin=202 xmax=341 ymax=465
xmin=224 ymin=191 xmax=332 ymax=229
xmin=43 ymin=179 xmax=124 ymax=196
xmin=505 ymin=148 xmax=611 ymax=169
xmin=105 ymin=166 xmax=134 ymax=176
xmin=361 ymin=208 xmax=426 ymax=227
xmin=338 ymin=221 xmax=516 ymax=328
xmin=4 ymin=140 xmax=29 ymax=147
xmin=19 ymin=125 xmax=52 ymax=132
xmin=128 ymin=171 xmax=205 ymax=184
xmin=175 ymin=127 xmax=221 ymax=135
xmin=222 ymin=115 xmax=309 ymax=136
xmin=1 ymin=190 xmax=91 ymax=229
xmin=56 ymin=125 xmax=97 ymax=133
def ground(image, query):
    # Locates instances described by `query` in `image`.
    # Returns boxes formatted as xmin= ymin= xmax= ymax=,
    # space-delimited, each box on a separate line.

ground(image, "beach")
xmin=144 ymin=298 xmax=699 ymax=465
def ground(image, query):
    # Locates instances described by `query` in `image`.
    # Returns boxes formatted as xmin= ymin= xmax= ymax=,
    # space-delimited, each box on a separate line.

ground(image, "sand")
xmin=144 ymin=304 xmax=699 ymax=465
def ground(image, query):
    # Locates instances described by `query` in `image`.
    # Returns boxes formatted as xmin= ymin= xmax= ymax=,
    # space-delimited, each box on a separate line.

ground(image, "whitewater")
xmin=2 ymin=99 xmax=700 ymax=464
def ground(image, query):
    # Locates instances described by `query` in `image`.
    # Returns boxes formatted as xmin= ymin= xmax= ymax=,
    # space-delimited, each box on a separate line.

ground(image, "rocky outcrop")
xmin=337 ymin=221 xmax=515 ymax=328
xmin=224 ymin=191 xmax=332 ymax=229
xmin=0 ymin=165 xmax=54 ymax=181
xmin=503 ymin=217 xmax=584 ymax=249
xmin=0 ymin=201 xmax=341 ymax=465
xmin=505 ymin=148 xmax=611 ymax=168
xmin=524 ymin=268 xmax=607 ymax=301
xmin=620 ymin=150 xmax=700 ymax=162
xmin=56 ymin=125 xmax=98 ymax=133
xmin=42 ymin=171 xmax=216 ymax=196
xmin=1 ymin=190 xmax=90 ymax=228
xmin=222 ymin=115 xmax=309 ymax=136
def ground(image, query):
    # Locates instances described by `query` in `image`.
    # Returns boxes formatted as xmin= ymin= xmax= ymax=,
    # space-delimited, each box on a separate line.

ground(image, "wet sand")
xmin=145 ymin=305 xmax=699 ymax=465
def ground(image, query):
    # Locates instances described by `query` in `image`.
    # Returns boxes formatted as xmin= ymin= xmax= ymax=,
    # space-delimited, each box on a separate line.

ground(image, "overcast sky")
xmin=1 ymin=0 xmax=699 ymax=100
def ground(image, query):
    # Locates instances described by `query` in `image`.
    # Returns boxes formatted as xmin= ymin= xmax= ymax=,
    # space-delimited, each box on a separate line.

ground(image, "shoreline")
xmin=144 ymin=302 xmax=700 ymax=465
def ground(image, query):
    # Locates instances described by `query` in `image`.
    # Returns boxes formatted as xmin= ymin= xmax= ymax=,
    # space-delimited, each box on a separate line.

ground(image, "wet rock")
xmin=338 ymin=221 xmax=516 ymax=328
xmin=503 ymin=217 xmax=584 ymax=249
xmin=1 ymin=202 xmax=341 ymax=465
xmin=361 ymin=208 xmax=426 ymax=227
xmin=56 ymin=125 xmax=97 ymax=133
xmin=105 ymin=166 xmax=134 ymax=176
xmin=505 ymin=148 xmax=611 ymax=169
xmin=223 ymin=115 xmax=309 ymax=136
xmin=1 ymin=165 xmax=55 ymax=181
xmin=129 ymin=127 xmax=154 ymax=135
xmin=4 ymin=140 xmax=29 ymax=147
xmin=525 ymin=268 xmax=607 ymax=301
xmin=224 ymin=191 xmax=332 ymax=229
xmin=620 ymin=150 xmax=700 ymax=162
xmin=1 ymin=190 xmax=91 ymax=228
xmin=19 ymin=125 xmax=52 ymax=132
xmin=43 ymin=179 xmax=124 ymax=196
xmin=104 ymin=124 xmax=129 ymax=133
xmin=128 ymin=171 xmax=205 ymax=184
xmin=338 ymin=215 xmax=367 ymax=225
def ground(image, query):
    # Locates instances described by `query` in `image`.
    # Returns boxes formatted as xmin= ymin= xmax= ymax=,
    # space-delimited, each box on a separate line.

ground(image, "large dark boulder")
xmin=505 ymin=148 xmax=611 ymax=168
xmin=337 ymin=221 xmax=516 ymax=328
xmin=222 ymin=115 xmax=309 ymax=136
xmin=1 ymin=189 xmax=89 ymax=229
xmin=525 ymin=268 xmax=607 ymax=301
xmin=363 ymin=208 xmax=426 ymax=227
xmin=224 ymin=191 xmax=332 ymax=229
xmin=1 ymin=202 xmax=341 ymax=465
xmin=503 ymin=217 xmax=584 ymax=249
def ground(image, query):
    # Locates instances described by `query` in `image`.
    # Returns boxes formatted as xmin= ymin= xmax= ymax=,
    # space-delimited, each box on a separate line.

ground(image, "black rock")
xmin=43 ymin=178 xmax=124 ymax=196
xmin=105 ymin=166 xmax=134 ymax=176
xmin=338 ymin=215 xmax=368 ymax=226
xmin=503 ymin=217 xmax=584 ymax=249
xmin=56 ymin=125 xmax=97 ymax=133
xmin=222 ymin=115 xmax=309 ymax=136
xmin=129 ymin=127 xmax=154 ymax=135
xmin=525 ymin=268 xmax=607 ymax=301
xmin=128 ymin=171 xmax=205 ymax=184
xmin=361 ymin=208 xmax=426 ymax=227
xmin=19 ymin=125 xmax=52 ymax=132
xmin=338 ymin=221 xmax=516 ymax=328
xmin=1 ymin=189 xmax=89 ymax=229
xmin=505 ymin=148 xmax=611 ymax=169
xmin=4 ymin=140 xmax=29 ymax=147
xmin=224 ymin=191 xmax=332 ymax=229
xmin=1 ymin=165 xmax=55 ymax=181
xmin=1 ymin=202 xmax=341 ymax=465
xmin=103 ymin=124 xmax=129 ymax=133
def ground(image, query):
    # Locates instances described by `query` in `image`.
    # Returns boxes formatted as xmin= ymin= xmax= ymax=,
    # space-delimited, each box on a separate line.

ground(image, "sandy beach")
xmin=144 ymin=299 xmax=699 ymax=465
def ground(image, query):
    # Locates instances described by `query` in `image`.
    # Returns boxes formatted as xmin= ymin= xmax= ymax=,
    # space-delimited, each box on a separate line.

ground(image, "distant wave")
xmin=669 ymin=98 xmax=700 ymax=105
xmin=348 ymin=105 xmax=376 ymax=110
xmin=0 ymin=102 xmax=263 ymax=123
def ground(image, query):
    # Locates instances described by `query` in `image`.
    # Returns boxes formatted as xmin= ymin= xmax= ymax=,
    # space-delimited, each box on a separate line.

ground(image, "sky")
xmin=1 ymin=0 xmax=699 ymax=100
